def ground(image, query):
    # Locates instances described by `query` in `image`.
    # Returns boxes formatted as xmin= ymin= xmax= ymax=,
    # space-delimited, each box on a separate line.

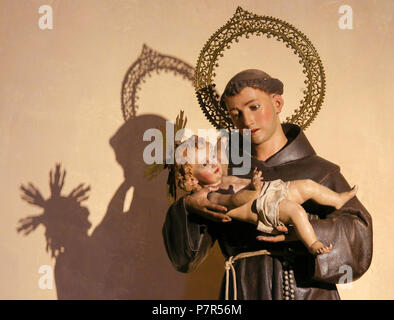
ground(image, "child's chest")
xmin=221 ymin=176 xmax=250 ymax=193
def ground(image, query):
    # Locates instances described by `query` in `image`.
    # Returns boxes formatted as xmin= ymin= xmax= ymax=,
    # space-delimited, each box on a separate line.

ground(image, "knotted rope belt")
xmin=224 ymin=248 xmax=296 ymax=300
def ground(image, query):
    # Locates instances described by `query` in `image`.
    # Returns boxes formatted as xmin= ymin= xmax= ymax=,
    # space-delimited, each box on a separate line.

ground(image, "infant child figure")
xmin=175 ymin=136 xmax=358 ymax=255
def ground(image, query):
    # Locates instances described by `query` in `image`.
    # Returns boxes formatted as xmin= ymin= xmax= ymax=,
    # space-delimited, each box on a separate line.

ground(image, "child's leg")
xmin=226 ymin=199 xmax=289 ymax=232
xmin=287 ymin=179 xmax=357 ymax=209
xmin=278 ymin=199 xmax=332 ymax=255
xmin=226 ymin=199 xmax=258 ymax=225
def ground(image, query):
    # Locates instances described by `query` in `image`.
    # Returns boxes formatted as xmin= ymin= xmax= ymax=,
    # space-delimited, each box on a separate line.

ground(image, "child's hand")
xmin=252 ymin=168 xmax=263 ymax=191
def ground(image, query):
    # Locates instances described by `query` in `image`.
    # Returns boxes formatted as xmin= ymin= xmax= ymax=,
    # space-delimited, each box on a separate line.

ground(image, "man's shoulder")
xmin=304 ymin=155 xmax=340 ymax=171
xmin=280 ymin=154 xmax=341 ymax=182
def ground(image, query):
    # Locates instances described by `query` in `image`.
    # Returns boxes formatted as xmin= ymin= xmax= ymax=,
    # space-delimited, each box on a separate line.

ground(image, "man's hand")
xmin=184 ymin=186 xmax=230 ymax=223
xmin=256 ymin=226 xmax=298 ymax=242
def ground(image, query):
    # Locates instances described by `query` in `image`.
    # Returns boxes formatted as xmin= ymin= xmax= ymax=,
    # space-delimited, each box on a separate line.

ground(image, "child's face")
xmin=181 ymin=137 xmax=223 ymax=187
xmin=192 ymin=162 xmax=222 ymax=186
xmin=190 ymin=142 xmax=222 ymax=186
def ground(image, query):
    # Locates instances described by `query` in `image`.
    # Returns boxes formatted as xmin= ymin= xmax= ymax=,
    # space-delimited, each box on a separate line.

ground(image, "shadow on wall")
xmin=17 ymin=46 xmax=224 ymax=299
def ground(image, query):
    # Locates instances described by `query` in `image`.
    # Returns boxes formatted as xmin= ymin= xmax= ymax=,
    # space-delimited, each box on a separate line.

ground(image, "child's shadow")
xmin=18 ymin=114 xmax=223 ymax=299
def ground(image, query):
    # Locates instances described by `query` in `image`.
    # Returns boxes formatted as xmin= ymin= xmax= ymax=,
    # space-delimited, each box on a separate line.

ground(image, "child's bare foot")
xmin=309 ymin=241 xmax=333 ymax=255
xmin=335 ymin=185 xmax=358 ymax=209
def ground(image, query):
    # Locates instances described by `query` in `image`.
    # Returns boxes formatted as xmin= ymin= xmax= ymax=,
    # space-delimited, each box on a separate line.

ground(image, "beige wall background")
xmin=0 ymin=0 xmax=392 ymax=299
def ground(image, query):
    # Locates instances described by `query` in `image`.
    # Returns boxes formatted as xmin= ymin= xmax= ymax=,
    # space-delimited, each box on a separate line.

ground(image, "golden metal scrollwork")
xmin=121 ymin=44 xmax=195 ymax=121
xmin=194 ymin=7 xmax=326 ymax=130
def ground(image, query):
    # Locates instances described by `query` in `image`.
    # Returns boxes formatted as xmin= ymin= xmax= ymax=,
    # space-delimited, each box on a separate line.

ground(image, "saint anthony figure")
xmin=162 ymin=69 xmax=372 ymax=300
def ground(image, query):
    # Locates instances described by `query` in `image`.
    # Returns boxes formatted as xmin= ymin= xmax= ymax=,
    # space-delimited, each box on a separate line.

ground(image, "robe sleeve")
xmin=309 ymin=168 xmax=373 ymax=283
xmin=162 ymin=196 xmax=216 ymax=273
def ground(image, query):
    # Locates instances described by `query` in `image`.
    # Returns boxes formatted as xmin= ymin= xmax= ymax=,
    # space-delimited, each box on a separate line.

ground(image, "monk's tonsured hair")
xmin=220 ymin=69 xmax=284 ymax=107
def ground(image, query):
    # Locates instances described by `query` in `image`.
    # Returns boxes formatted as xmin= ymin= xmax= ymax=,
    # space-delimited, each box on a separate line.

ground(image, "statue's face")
xmin=187 ymin=144 xmax=222 ymax=186
xmin=192 ymin=161 xmax=222 ymax=186
xmin=225 ymin=87 xmax=282 ymax=146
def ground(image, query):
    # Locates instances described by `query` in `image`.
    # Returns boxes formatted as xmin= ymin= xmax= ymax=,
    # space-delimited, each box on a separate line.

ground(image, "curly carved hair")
xmin=174 ymin=162 xmax=202 ymax=193
xmin=173 ymin=135 xmax=208 ymax=194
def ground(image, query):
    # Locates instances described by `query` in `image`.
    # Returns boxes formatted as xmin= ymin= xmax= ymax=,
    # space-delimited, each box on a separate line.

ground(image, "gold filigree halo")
xmin=121 ymin=44 xmax=195 ymax=121
xmin=194 ymin=7 xmax=326 ymax=130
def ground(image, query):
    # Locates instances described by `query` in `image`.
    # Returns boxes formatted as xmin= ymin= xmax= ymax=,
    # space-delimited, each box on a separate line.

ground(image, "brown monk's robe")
xmin=162 ymin=124 xmax=373 ymax=300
